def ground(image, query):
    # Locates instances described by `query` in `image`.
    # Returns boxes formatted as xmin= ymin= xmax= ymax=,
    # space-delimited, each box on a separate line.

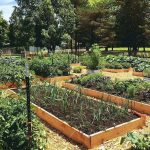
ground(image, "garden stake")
xmin=25 ymin=53 xmax=32 ymax=145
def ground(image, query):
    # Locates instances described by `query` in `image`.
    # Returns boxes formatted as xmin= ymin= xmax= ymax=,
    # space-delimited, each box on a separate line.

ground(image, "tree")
xmin=0 ymin=11 xmax=9 ymax=48
xmin=34 ymin=0 xmax=61 ymax=52
xmin=116 ymin=0 xmax=150 ymax=55
xmin=9 ymin=0 xmax=40 ymax=51
xmin=71 ymin=0 xmax=88 ymax=52
xmin=76 ymin=0 xmax=117 ymax=50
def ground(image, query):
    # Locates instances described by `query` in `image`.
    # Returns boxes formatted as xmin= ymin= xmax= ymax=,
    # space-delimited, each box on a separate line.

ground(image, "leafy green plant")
xmin=121 ymin=62 xmax=131 ymax=69
xmin=0 ymin=97 xmax=47 ymax=150
xmin=30 ymin=56 xmax=70 ymax=77
xmin=80 ymin=44 xmax=102 ymax=70
xmin=105 ymin=55 xmax=150 ymax=71
xmin=0 ymin=63 xmax=25 ymax=86
xmin=121 ymin=132 xmax=150 ymax=150
xmin=127 ymin=85 xmax=137 ymax=98
xmin=105 ymin=62 xmax=123 ymax=69
xmin=73 ymin=66 xmax=83 ymax=73
xmin=71 ymin=74 xmax=150 ymax=103
xmin=144 ymin=67 xmax=150 ymax=78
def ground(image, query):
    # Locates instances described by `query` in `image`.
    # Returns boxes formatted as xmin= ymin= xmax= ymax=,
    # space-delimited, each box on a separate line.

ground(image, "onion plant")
xmin=29 ymin=83 xmax=136 ymax=134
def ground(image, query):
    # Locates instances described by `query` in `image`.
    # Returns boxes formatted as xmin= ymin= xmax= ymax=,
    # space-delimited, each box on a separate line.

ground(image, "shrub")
xmin=127 ymin=85 xmax=137 ymax=98
xmin=73 ymin=66 xmax=82 ymax=73
xmin=121 ymin=132 xmax=150 ymax=150
xmin=0 ymin=97 xmax=47 ymax=150
xmin=144 ymin=67 xmax=150 ymax=78
xmin=105 ymin=62 xmax=123 ymax=69
xmin=0 ymin=63 xmax=26 ymax=86
xmin=121 ymin=62 xmax=131 ymax=69
xmin=80 ymin=44 xmax=101 ymax=70
xmin=71 ymin=74 xmax=149 ymax=102
xmin=30 ymin=57 xmax=70 ymax=77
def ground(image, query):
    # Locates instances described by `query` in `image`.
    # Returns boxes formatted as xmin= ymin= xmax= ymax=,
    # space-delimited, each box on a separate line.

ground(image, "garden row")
xmin=0 ymin=83 xmax=148 ymax=149
xmin=0 ymin=53 xmax=77 ymax=88
xmin=80 ymin=45 xmax=150 ymax=77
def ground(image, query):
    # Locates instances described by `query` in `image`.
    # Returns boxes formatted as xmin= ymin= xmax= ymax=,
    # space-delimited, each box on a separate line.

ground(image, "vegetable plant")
xmin=0 ymin=97 xmax=47 ymax=150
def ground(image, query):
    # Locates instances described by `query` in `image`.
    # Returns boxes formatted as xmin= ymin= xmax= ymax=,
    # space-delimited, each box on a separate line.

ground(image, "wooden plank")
xmin=33 ymin=104 xmax=91 ymax=148
xmin=132 ymin=72 xmax=144 ymax=77
xmin=62 ymin=83 xmax=150 ymax=114
xmin=102 ymin=68 xmax=130 ymax=73
xmin=90 ymin=116 xmax=146 ymax=148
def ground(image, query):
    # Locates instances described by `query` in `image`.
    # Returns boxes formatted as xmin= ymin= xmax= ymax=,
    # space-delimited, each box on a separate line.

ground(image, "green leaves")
xmin=0 ymin=97 xmax=47 ymax=150
xmin=121 ymin=132 xmax=150 ymax=150
xmin=30 ymin=54 xmax=76 ymax=77
xmin=0 ymin=62 xmax=25 ymax=86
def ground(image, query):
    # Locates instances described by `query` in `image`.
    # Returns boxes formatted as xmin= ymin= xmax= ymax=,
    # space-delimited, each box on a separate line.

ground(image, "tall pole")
xmin=25 ymin=51 xmax=32 ymax=143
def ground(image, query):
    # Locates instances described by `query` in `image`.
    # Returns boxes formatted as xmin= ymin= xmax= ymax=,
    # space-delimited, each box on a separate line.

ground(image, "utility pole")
xmin=25 ymin=51 xmax=32 ymax=144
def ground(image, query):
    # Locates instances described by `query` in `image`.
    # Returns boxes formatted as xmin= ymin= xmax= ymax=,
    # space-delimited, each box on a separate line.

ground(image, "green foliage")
xmin=116 ymin=0 xmax=150 ymax=55
xmin=73 ymin=66 xmax=83 ymax=73
xmin=121 ymin=132 xmax=150 ymax=150
xmin=0 ymin=12 xmax=9 ymax=48
xmin=78 ymin=73 xmax=103 ymax=85
xmin=144 ymin=67 xmax=150 ymax=78
xmin=71 ymin=74 xmax=150 ymax=102
xmin=0 ymin=97 xmax=47 ymax=150
xmin=105 ymin=55 xmax=150 ymax=71
xmin=30 ymin=54 xmax=74 ymax=77
xmin=0 ymin=63 xmax=25 ymax=86
xmin=80 ymin=44 xmax=101 ymax=70
xmin=127 ymin=85 xmax=137 ymax=99
xmin=105 ymin=62 xmax=123 ymax=69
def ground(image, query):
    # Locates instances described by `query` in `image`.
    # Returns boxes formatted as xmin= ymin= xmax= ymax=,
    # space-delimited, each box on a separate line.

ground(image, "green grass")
xmin=100 ymin=47 xmax=150 ymax=51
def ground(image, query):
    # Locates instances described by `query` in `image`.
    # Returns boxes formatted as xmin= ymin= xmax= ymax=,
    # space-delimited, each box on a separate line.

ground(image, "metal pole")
xmin=25 ymin=51 xmax=32 ymax=142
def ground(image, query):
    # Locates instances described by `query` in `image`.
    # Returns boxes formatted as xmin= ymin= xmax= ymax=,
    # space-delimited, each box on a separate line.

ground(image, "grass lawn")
xmin=100 ymin=47 xmax=150 ymax=51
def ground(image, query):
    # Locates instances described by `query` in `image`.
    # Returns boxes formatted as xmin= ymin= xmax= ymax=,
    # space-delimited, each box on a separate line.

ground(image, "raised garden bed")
xmin=103 ymin=68 xmax=130 ymax=73
xmin=3 ymin=88 xmax=147 ymax=148
xmin=132 ymin=71 xmax=144 ymax=77
xmin=36 ymin=75 xmax=74 ymax=83
xmin=62 ymin=83 xmax=150 ymax=115
xmin=33 ymin=103 xmax=145 ymax=149
xmin=70 ymin=63 xmax=81 ymax=67
xmin=0 ymin=82 xmax=26 ymax=90
xmin=28 ymin=85 xmax=147 ymax=148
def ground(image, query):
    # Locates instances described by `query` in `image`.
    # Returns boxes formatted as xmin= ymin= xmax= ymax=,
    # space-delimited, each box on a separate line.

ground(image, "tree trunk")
xmin=133 ymin=46 xmax=138 ymax=56
xmin=70 ymin=39 xmax=73 ymax=53
xmin=105 ymin=47 xmax=108 ymax=52
xmin=128 ymin=47 xmax=132 ymax=56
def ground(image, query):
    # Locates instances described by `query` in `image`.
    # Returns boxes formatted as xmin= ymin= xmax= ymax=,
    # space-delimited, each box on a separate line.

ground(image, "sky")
xmin=0 ymin=0 xmax=17 ymax=21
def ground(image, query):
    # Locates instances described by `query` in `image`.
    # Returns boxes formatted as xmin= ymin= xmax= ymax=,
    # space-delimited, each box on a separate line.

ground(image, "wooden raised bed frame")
xmin=62 ymin=83 xmax=150 ymax=115
xmin=0 ymin=82 xmax=26 ymax=90
xmin=2 ymin=89 xmax=146 ymax=149
xmin=33 ymin=104 xmax=145 ymax=149
xmin=36 ymin=75 xmax=74 ymax=83
xmin=132 ymin=71 xmax=144 ymax=77
xmin=0 ymin=75 xmax=74 ymax=90
xmin=102 ymin=68 xmax=131 ymax=73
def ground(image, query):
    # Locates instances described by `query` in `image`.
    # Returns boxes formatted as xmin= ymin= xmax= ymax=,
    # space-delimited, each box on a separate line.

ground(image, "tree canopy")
xmin=2 ymin=0 xmax=150 ymax=55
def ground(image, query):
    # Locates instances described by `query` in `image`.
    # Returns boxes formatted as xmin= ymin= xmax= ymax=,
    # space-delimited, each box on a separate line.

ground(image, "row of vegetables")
xmin=1 ymin=53 xmax=150 ymax=86
xmin=0 ymin=53 xmax=77 ymax=86
xmin=80 ymin=54 xmax=150 ymax=77
xmin=1 ymin=81 xmax=149 ymax=149
xmin=0 ymin=53 xmax=150 ymax=149
xmin=71 ymin=73 xmax=150 ymax=103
